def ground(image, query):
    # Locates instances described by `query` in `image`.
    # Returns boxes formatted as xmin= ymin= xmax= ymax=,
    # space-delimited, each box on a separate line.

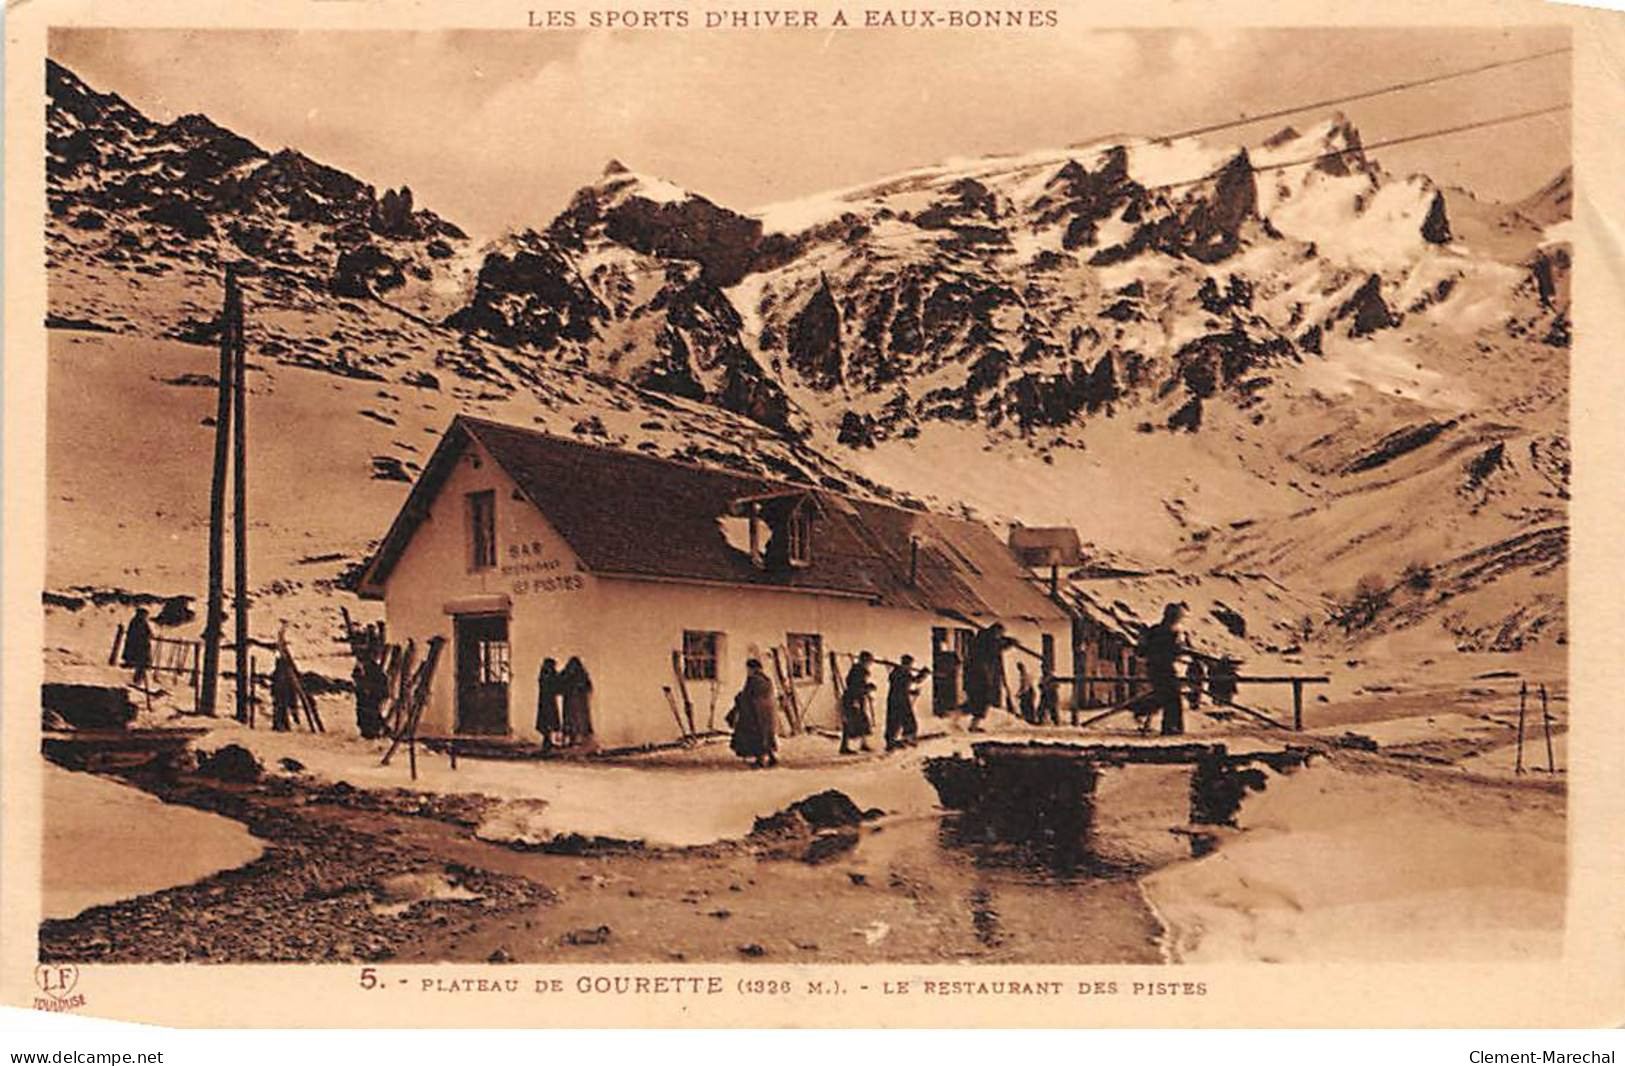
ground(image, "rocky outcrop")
xmin=1166 ymin=151 xmax=1258 ymax=263
xmin=445 ymin=234 xmax=607 ymax=349
xmin=786 ymin=275 xmax=843 ymax=389
xmin=604 ymin=194 xmax=762 ymax=287
xmin=637 ymin=269 xmax=793 ymax=432
xmin=1172 ymin=328 xmax=1292 ymax=402
xmin=1314 ymin=116 xmax=1370 ymax=177
xmin=1335 ymin=275 xmax=1396 ymax=337
xmin=1421 ymin=190 xmax=1452 ymax=244
xmin=1032 ymin=147 xmax=1142 ymax=251
xmin=717 ymin=363 xmax=791 ymax=432
xmin=914 ymin=177 xmax=1005 ymax=231
xmin=551 ymin=163 xmax=766 ymax=286
xmin=331 ymin=243 xmax=406 ymax=297
xmin=47 ymin=59 xmax=469 ymax=307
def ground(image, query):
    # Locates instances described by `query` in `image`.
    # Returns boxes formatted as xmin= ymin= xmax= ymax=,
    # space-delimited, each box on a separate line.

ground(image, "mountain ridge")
xmin=43 ymin=56 xmax=1571 ymax=661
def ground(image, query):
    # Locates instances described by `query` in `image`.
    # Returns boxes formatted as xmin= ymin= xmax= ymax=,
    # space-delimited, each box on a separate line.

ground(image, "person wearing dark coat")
xmin=122 ymin=608 xmax=153 ymax=687
xmin=270 ymin=654 xmax=298 ymax=733
xmin=535 ymin=658 xmax=562 ymax=753
xmin=1185 ymin=656 xmax=1207 ymax=712
xmin=729 ymin=659 xmax=779 ymax=768
xmin=1136 ymin=603 xmax=1186 ymax=736
xmin=840 ymin=652 xmax=876 ymax=754
xmin=1038 ymin=670 xmax=1061 ymax=726
xmin=885 ymin=655 xmax=928 ymax=750
xmin=964 ymin=623 xmax=1010 ymax=732
xmin=353 ymin=655 xmax=388 ymax=739
xmin=559 ymin=657 xmax=593 ymax=746
xmin=1209 ymin=656 xmax=1240 ymax=707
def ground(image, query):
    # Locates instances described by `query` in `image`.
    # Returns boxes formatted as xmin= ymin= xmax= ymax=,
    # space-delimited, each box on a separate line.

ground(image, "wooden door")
xmin=931 ymin=627 xmax=958 ymax=713
xmin=455 ymin=614 xmax=510 ymax=735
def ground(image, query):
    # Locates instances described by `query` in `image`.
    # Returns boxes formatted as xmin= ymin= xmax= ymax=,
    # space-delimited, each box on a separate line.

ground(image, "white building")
xmin=358 ymin=416 xmax=1070 ymax=749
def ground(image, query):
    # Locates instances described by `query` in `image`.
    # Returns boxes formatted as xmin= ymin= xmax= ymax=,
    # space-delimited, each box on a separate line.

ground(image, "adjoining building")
xmin=358 ymin=416 xmax=1070 ymax=749
xmin=1006 ymin=524 xmax=1325 ymax=710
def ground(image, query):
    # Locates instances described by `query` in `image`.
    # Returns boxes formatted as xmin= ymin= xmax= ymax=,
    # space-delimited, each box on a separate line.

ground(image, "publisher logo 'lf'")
xmin=33 ymin=963 xmax=85 ymax=1011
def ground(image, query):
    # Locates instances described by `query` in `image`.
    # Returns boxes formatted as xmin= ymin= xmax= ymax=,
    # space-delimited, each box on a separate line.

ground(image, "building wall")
xmin=586 ymin=580 xmax=1066 ymax=745
xmin=380 ymin=436 xmax=1071 ymax=749
xmin=381 ymin=435 xmax=598 ymax=741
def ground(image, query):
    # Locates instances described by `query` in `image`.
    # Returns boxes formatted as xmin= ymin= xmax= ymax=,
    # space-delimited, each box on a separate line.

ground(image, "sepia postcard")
xmin=3 ymin=0 xmax=1623 ymax=1029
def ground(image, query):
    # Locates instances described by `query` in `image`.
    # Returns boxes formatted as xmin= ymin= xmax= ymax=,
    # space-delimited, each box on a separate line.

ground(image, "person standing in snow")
xmin=353 ymin=654 xmax=388 ymax=739
xmin=1209 ymin=656 xmax=1240 ymax=707
xmin=1038 ymin=667 xmax=1062 ymax=726
xmin=535 ymin=658 xmax=561 ymax=753
xmin=1015 ymin=660 xmax=1037 ymax=723
xmin=964 ymin=623 xmax=1011 ymax=732
xmin=885 ymin=654 xmax=929 ymax=750
xmin=122 ymin=607 xmax=153 ymax=688
xmin=559 ymin=656 xmax=593 ymax=747
xmin=1185 ymin=655 xmax=1207 ymax=713
xmin=840 ymin=651 xmax=876 ymax=754
xmin=270 ymin=652 xmax=298 ymax=733
xmin=1136 ymin=603 xmax=1187 ymax=736
xmin=728 ymin=658 xmax=779 ymax=768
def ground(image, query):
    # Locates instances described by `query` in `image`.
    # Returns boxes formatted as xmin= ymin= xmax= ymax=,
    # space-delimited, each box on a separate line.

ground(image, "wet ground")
xmin=38 ymin=762 xmax=1164 ymax=965
xmin=37 ymin=689 xmax=1566 ymax=966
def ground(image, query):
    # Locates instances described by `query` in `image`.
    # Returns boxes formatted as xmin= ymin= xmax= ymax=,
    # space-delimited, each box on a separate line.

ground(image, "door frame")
xmin=453 ymin=611 xmax=512 ymax=736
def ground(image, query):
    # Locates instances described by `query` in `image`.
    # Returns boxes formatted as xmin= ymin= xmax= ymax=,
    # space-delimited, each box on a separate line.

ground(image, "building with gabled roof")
xmin=358 ymin=416 xmax=1069 ymax=748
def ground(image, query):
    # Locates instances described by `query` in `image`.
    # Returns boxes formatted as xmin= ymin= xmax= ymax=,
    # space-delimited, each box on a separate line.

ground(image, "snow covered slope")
xmin=43 ymin=56 xmax=1569 ymax=687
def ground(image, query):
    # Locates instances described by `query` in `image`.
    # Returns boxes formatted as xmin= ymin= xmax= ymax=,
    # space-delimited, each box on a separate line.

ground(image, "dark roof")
xmin=359 ymin=416 xmax=1064 ymax=623
xmin=1007 ymin=526 xmax=1084 ymax=567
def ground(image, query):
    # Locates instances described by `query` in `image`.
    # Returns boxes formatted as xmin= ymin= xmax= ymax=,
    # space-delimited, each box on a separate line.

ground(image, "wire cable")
xmin=1075 ymin=45 xmax=1571 ymax=149
xmin=1136 ymin=102 xmax=1570 ymax=196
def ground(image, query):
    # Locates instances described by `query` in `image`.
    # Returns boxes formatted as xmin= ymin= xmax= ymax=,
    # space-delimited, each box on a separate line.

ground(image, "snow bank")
xmin=1142 ymin=761 xmax=1564 ymax=962
xmin=42 ymin=763 xmax=264 ymax=920
xmin=197 ymin=721 xmax=941 ymax=848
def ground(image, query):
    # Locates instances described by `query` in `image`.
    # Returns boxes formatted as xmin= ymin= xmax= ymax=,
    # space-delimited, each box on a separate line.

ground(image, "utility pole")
xmin=199 ymin=264 xmax=237 ymax=717
xmin=231 ymin=272 xmax=249 ymax=723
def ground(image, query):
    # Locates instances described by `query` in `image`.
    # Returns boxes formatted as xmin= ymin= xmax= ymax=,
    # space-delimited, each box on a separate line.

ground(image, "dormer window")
xmin=727 ymin=490 xmax=822 ymax=572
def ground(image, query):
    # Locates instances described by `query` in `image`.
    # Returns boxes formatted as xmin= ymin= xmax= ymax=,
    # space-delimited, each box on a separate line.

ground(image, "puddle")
xmin=369 ymin=870 xmax=484 ymax=916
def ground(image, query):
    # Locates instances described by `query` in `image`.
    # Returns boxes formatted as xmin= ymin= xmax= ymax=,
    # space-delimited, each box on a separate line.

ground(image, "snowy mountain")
xmin=42 ymin=56 xmax=1570 ymax=674
xmin=43 ymin=59 xmax=871 ymax=491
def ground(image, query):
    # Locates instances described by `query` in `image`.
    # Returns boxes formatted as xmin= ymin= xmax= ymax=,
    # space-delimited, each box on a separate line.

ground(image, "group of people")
xmin=725 ymin=649 xmax=932 ymax=769
xmin=723 ymin=649 xmax=933 ymax=769
xmin=128 ymin=603 xmax=1229 ymax=749
xmin=835 ymin=651 xmax=932 ymax=756
xmin=727 ymin=620 xmax=1038 ymax=770
xmin=534 ymin=657 xmax=594 ymax=753
xmin=1013 ymin=661 xmax=1063 ymax=726
xmin=941 ymin=621 xmax=1065 ymax=733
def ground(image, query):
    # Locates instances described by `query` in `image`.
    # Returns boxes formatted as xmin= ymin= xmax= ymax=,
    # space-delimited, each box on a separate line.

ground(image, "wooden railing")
xmin=1066 ymin=674 xmax=1331 ymax=731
